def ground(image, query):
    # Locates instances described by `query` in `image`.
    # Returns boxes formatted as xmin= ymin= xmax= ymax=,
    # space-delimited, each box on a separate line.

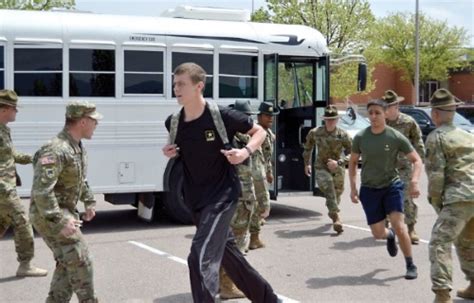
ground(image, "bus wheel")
xmin=163 ymin=158 xmax=193 ymax=224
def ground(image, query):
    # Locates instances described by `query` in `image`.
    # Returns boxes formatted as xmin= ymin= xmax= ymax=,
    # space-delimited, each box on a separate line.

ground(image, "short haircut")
xmin=65 ymin=117 xmax=81 ymax=126
xmin=174 ymin=62 xmax=207 ymax=85
xmin=367 ymin=99 xmax=388 ymax=110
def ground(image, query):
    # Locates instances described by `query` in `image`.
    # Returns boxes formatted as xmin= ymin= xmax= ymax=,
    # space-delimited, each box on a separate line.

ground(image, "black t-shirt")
xmin=165 ymin=105 xmax=253 ymax=210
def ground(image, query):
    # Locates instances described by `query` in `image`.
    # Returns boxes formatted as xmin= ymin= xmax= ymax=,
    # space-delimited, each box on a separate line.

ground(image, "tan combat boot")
xmin=434 ymin=289 xmax=452 ymax=303
xmin=219 ymin=268 xmax=245 ymax=300
xmin=328 ymin=213 xmax=344 ymax=234
xmin=16 ymin=261 xmax=48 ymax=277
xmin=457 ymin=280 xmax=474 ymax=300
xmin=249 ymin=232 xmax=265 ymax=250
xmin=408 ymin=224 xmax=420 ymax=244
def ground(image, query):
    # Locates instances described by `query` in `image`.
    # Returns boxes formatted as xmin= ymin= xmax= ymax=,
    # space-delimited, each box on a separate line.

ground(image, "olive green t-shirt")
xmin=352 ymin=126 xmax=414 ymax=188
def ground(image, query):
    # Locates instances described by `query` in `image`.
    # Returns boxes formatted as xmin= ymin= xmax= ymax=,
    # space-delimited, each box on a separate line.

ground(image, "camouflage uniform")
xmin=387 ymin=112 xmax=425 ymax=227
xmin=249 ymin=128 xmax=274 ymax=235
xmin=425 ymin=123 xmax=474 ymax=292
xmin=229 ymin=132 xmax=256 ymax=252
xmin=303 ymin=126 xmax=352 ymax=217
xmin=30 ymin=101 xmax=101 ymax=303
xmin=0 ymin=123 xmax=35 ymax=263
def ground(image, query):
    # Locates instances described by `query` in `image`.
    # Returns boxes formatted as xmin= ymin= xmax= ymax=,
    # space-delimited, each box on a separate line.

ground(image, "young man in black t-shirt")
xmin=163 ymin=63 xmax=278 ymax=303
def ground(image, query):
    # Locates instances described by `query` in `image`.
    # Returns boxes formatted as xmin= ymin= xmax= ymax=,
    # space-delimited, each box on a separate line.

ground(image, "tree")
xmin=370 ymin=12 xmax=468 ymax=85
xmin=252 ymin=0 xmax=376 ymax=99
xmin=0 ymin=0 xmax=75 ymax=10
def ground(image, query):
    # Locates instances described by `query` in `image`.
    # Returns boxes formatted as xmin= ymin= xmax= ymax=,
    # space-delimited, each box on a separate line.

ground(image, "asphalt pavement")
xmin=0 ymin=170 xmax=470 ymax=303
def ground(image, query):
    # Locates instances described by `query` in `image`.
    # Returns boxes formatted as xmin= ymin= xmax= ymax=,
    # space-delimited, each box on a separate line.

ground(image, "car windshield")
xmin=453 ymin=112 xmax=472 ymax=126
xmin=425 ymin=108 xmax=472 ymax=126
xmin=338 ymin=111 xmax=370 ymax=130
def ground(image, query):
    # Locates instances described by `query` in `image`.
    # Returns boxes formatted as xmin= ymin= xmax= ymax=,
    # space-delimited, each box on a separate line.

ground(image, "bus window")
xmin=0 ymin=46 xmax=3 ymax=89
xmin=124 ymin=50 xmax=164 ymax=95
xmin=69 ymin=49 xmax=115 ymax=97
xmin=172 ymin=52 xmax=213 ymax=98
xmin=278 ymin=62 xmax=313 ymax=109
xmin=14 ymin=48 xmax=62 ymax=96
xmin=219 ymin=54 xmax=257 ymax=98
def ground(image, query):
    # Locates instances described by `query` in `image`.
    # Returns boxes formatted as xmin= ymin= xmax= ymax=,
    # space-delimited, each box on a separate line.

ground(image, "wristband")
xmin=244 ymin=146 xmax=253 ymax=155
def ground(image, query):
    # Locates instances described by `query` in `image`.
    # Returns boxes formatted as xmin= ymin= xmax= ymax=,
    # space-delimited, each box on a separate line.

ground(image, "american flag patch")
xmin=40 ymin=156 xmax=56 ymax=165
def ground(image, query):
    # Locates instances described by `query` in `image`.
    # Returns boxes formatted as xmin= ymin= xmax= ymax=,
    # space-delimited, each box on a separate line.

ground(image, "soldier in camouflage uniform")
xmin=249 ymin=101 xmax=278 ymax=250
xmin=303 ymin=105 xmax=352 ymax=234
xmin=424 ymin=89 xmax=474 ymax=303
xmin=219 ymin=100 xmax=257 ymax=300
xmin=30 ymin=101 xmax=102 ymax=303
xmin=383 ymin=90 xmax=425 ymax=244
xmin=0 ymin=89 xmax=48 ymax=277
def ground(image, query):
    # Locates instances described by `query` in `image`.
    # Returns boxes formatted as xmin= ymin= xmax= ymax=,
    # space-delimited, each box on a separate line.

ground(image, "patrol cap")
xmin=66 ymin=101 xmax=103 ymax=120
xmin=429 ymin=88 xmax=463 ymax=108
xmin=229 ymin=100 xmax=258 ymax=115
xmin=257 ymin=101 xmax=279 ymax=116
xmin=381 ymin=90 xmax=404 ymax=105
xmin=0 ymin=89 xmax=19 ymax=107
xmin=322 ymin=105 xmax=339 ymax=119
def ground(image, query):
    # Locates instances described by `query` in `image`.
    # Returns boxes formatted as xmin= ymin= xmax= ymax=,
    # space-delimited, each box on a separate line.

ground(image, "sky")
xmin=74 ymin=0 xmax=473 ymax=46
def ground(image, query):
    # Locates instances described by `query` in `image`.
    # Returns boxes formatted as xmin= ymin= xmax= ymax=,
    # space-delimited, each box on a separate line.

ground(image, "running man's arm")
xmin=348 ymin=152 xmax=360 ymax=204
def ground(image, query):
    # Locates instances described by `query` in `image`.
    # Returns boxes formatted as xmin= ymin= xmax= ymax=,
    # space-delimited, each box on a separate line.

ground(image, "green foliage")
xmin=370 ymin=12 xmax=468 ymax=84
xmin=251 ymin=0 xmax=376 ymax=99
xmin=0 ymin=0 xmax=75 ymax=10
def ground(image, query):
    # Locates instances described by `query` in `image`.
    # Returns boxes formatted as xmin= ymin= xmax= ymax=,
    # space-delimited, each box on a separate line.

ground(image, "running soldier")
xmin=303 ymin=105 xmax=352 ymax=234
xmin=383 ymin=90 xmax=425 ymax=244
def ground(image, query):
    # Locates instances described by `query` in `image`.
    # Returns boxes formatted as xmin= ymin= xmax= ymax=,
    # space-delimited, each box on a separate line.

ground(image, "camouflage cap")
xmin=0 ymin=89 xmax=19 ymax=107
xmin=381 ymin=90 xmax=404 ymax=104
xmin=257 ymin=101 xmax=280 ymax=116
xmin=322 ymin=105 xmax=339 ymax=119
xmin=429 ymin=88 xmax=463 ymax=108
xmin=66 ymin=101 xmax=103 ymax=120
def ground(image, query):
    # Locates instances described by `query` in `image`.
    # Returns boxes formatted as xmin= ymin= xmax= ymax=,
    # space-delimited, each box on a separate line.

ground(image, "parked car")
xmin=337 ymin=108 xmax=370 ymax=139
xmin=400 ymin=106 xmax=474 ymax=141
xmin=456 ymin=104 xmax=474 ymax=124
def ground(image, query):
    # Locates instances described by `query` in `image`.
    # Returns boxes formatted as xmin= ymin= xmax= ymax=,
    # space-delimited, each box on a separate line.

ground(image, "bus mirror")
xmin=357 ymin=63 xmax=367 ymax=91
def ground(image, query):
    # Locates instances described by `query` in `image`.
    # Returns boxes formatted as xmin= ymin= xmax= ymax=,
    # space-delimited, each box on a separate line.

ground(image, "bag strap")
xmin=207 ymin=101 xmax=229 ymax=146
xmin=168 ymin=110 xmax=181 ymax=145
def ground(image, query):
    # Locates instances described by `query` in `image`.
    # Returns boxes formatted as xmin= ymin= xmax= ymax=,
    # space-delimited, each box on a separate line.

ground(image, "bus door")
xmin=264 ymin=55 xmax=329 ymax=198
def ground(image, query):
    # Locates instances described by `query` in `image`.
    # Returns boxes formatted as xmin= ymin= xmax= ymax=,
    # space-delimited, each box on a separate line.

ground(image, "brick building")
xmin=336 ymin=63 xmax=474 ymax=106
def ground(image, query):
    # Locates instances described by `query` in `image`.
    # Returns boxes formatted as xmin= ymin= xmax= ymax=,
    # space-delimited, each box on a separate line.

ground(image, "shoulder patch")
xmin=40 ymin=156 xmax=56 ymax=165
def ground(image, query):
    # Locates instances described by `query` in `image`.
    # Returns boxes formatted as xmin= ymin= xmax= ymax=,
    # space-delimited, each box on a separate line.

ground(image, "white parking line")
xmin=128 ymin=240 xmax=187 ymax=265
xmin=128 ymin=240 xmax=300 ymax=302
xmin=343 ymin=224 xmax=429 ymax=244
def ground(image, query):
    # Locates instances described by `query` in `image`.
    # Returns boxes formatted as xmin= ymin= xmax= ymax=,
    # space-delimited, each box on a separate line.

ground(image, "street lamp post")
xmin=415 ymin=0 xmax=420 ymax=105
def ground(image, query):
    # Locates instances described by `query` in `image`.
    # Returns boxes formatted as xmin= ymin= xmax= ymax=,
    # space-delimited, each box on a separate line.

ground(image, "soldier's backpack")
xmin=168 ymin=101 xmax=231 ymax=151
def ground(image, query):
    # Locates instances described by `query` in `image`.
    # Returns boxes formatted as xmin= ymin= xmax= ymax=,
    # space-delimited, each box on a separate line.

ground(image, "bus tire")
xmin=163 ymin=158 xmax=193 ymax=224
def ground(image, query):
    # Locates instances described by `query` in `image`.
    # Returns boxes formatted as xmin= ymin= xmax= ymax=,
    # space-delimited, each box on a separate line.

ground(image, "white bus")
xmin=0 ymin=7 xmax=365 ymax=223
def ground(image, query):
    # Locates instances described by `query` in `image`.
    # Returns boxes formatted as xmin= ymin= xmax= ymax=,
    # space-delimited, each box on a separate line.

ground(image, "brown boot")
xmin=328 ymin=213 xmax=344 ymax=234
xmin=434 ymin=289 xmax=452 ymax=303
xmin=457 ymin=280 xmax=474 ymax=299
xmin=219 ymin=268 xmax=245 ymax=300
xmin=408 ymin=224 xmax=420 ymax=244
xmin=16 ymin=261 xmax=48 ymax=277
xmin=249 ymin=233 xmax=265 ymax=250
